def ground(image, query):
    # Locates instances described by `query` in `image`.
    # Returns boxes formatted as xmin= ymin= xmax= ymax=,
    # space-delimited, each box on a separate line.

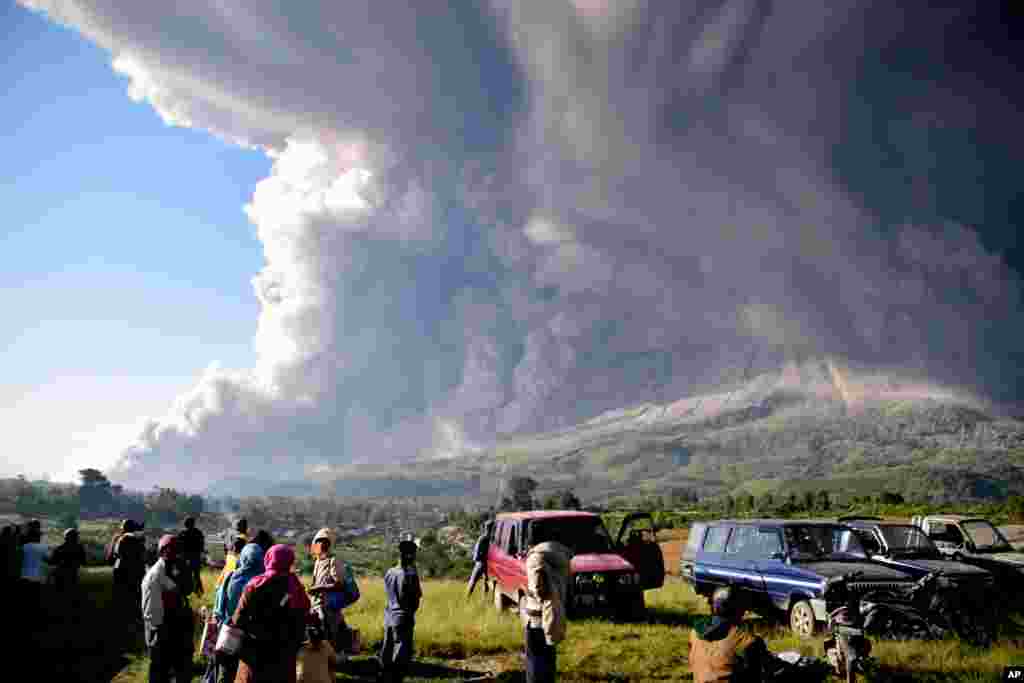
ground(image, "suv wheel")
xmin=790 ymin=600 xmax=817 ymax=638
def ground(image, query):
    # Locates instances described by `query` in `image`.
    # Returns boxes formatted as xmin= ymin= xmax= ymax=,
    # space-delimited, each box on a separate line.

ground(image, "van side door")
xmin=752 ymin=527 xmax=794 ymax=612
xmin=694 ymin=524 xmax=732 ymax=595
xmin=723 ymin=525 xmax=767 ymax=593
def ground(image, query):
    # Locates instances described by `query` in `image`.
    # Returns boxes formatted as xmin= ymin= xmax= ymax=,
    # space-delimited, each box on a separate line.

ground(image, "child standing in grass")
xmin=378 ymin=535 xmax=422 ymax=683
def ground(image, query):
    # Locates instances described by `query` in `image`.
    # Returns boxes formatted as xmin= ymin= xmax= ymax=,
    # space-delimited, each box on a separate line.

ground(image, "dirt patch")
xmin=659 ymin=529 xmax=688 ymax=576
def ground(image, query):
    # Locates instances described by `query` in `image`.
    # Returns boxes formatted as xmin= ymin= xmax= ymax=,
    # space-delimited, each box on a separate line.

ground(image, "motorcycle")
xmin=859 ymin=570 xmax=994 ymax=647
xmin=822 ymin=571 xmax=876 ymax=683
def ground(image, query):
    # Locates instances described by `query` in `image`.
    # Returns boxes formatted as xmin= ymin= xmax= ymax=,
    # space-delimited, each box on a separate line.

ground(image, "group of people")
xmin=136 ymin=516 xmax=421 ymax=683
xmin=3 ymin=512 xmax=804 ymax=683
xmin=2 ymin=518 xmax=89 ymax=629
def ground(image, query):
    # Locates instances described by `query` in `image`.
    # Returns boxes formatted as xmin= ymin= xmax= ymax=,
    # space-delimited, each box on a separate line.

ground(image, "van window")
xmin=757 ymin=529 xmax=783 ymax=556
xmin=703 ymin=525 xmax=730 ymax=553
xmin=725 ymin=526 xmax=757 ymax=554
xmin=684 ymin=523 xmax=707 ymax=559
xmin=496 ymin=522 xmax=508 ymax=552
xmin=507 ymin=523 xmax=520 ymax=556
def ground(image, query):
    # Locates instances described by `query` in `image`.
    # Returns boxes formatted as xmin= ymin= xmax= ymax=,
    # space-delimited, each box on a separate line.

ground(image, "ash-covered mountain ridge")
xmin=208 ymin=360 xmax=1024 ymax=503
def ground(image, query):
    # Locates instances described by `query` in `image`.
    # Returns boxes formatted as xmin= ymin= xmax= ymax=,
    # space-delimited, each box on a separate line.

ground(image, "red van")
xmin=487 ymin=510 xmax=664 ymax=618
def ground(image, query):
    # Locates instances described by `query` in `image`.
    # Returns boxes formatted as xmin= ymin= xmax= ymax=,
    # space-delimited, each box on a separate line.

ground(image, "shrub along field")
xmin=78 ymin=569 xmax=1020 ymax=682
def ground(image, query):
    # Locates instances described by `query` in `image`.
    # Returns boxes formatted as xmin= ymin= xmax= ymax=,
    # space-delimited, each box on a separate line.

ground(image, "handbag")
xmin=214 ymin=622 xmax=245 ymax=656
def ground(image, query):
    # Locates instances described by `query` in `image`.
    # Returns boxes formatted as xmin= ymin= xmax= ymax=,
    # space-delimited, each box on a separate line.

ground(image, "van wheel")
xmin=790 ymin=600 xmax=817 ymax=638
xmin=494 ymin=584 xmax=509 ymax=613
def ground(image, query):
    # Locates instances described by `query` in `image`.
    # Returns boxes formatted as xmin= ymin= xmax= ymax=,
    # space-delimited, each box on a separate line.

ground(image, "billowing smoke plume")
xmin=20 ymin=1 xmax=1024 ymax=490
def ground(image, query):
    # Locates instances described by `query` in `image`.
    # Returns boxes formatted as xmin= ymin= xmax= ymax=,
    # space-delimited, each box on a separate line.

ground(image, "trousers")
xmin=379 ymin=622 xmax=414 ymax=683
xmin=525 ymin=626 xmax=556 ymax=683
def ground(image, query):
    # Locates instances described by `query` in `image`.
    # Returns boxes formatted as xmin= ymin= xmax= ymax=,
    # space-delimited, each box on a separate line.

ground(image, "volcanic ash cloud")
xmin=19 ymin=1 xmax=1023 ymax=489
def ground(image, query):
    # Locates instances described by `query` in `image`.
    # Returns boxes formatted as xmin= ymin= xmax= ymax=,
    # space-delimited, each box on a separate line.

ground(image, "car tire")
xmin=790 ymin=599 xmax=817 ymax=639
xmin=616 ymin=592 xmax=646 ymax=622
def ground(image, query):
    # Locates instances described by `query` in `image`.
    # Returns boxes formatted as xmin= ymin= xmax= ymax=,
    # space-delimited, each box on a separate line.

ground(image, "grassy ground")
xmin=53 ymin=569 xmax=1014 ymax=682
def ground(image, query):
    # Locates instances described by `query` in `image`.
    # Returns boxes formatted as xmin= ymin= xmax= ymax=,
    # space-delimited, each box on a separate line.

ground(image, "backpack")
xmin=326 ymin=562 xmax=360 ymax=611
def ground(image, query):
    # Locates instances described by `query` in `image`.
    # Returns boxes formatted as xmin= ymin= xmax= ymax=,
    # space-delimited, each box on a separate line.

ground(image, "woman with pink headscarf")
xmin=232 ymin=544 xmax=311 ymax=683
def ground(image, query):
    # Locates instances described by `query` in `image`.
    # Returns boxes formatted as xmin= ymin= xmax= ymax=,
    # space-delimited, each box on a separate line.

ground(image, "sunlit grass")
xmin=99 ymin=571 xmax=1023 ymax=682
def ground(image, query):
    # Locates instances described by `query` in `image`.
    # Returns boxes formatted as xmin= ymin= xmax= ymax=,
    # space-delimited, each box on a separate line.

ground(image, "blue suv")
xmin=682 ymin=519 xmax=916 ymax=637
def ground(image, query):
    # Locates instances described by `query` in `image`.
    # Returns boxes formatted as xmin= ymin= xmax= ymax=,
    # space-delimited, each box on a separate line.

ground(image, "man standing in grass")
xmin=142 ymin=535 xmax=190 ymax=683
xmin=465 ymin=520 xmax=493 ymax=597
xmin=309 ymin=527 xmax=348 ymax=655
xmin=520 ymin=537 xmax=571 ymax=683
xmin=378 ymin=535 xmax=422 ymax=683
xmin=180 ymin=516 xmax=206 ymax=596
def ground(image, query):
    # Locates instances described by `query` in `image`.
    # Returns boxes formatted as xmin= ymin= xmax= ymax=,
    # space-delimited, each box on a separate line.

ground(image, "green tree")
xmin=816 ymin=490 xmax=831 ymax=512
xmin=802 ymin=491 xmax=815 ymax=511
xmin=506 ymin=477 xmax=538 ymax=511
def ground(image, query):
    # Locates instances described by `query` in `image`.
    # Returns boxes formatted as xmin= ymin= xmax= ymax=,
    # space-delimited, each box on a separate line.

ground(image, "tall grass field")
xmin=85 ymin=568 xmax=1023 ymax=682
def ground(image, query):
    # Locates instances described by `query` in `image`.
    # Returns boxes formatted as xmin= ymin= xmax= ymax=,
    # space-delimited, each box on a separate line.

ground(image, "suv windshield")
xmin=877 ymin=525 xmax=937 ymax=557
xmin=784 ymin=525 xmax=866 ymax=560
xmin=962 ymin=520 xmax=1013 ymax=552
xmin=529 ymin=517 xmax=612 ymax=555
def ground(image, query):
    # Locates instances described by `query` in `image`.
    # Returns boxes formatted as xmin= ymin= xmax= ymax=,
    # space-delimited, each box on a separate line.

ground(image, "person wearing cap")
xmin=465 ymin=520 xmax=494 ymax=597
xmin=378 ymin=535 xmax=422 ymax=683
xmin=142 ymin=534 xmax=191 ymax=683
xmin=689 ymin=585 xmax=772 ymax=683
xmin=307 ymin=527 xmax=352 ymax=656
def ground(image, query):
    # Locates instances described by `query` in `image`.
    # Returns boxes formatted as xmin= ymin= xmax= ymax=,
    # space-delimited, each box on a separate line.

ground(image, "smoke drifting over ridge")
xmin=20 ymin=1 xmax=1024 ymax=490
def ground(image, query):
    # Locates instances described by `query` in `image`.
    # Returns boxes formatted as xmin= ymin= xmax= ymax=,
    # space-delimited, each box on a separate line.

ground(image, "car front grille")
xmin=850 ymin=581 xmax=909 ymax=596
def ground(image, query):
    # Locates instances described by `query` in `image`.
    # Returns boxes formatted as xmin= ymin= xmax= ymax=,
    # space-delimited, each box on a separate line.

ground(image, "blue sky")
xmin=1 ymin=3 xmax=268 ymax=479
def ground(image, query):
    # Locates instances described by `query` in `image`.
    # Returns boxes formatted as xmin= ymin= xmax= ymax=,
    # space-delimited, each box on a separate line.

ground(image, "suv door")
xmin=751 ymin=527 xmax=794 ymax=613
xmin=616 ymin=512 xmax=665 ymax=589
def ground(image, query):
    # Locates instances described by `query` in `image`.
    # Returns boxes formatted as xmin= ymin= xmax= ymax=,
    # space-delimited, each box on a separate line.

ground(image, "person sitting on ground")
xmin=689 ymin=586 xmax=774 ymax=683
xmin=213 ymin=542 xmax=266 ymax=683
xmin=379 ymin=535 xmax=422 ymax=683
xmin=50 ymin=528 xmax=87 ymax=595
xmin=179 ymin=516 xmax=206 ymax=595
xmin=466 ymin=520 xmax=493 ymax=598
xmin=232 ymin=544 xmax=310 ymax=683
xmin=297 ymin=618 xmax=338 ymax=683
xmin=142 ymin=535 xmax=191 ymax=683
